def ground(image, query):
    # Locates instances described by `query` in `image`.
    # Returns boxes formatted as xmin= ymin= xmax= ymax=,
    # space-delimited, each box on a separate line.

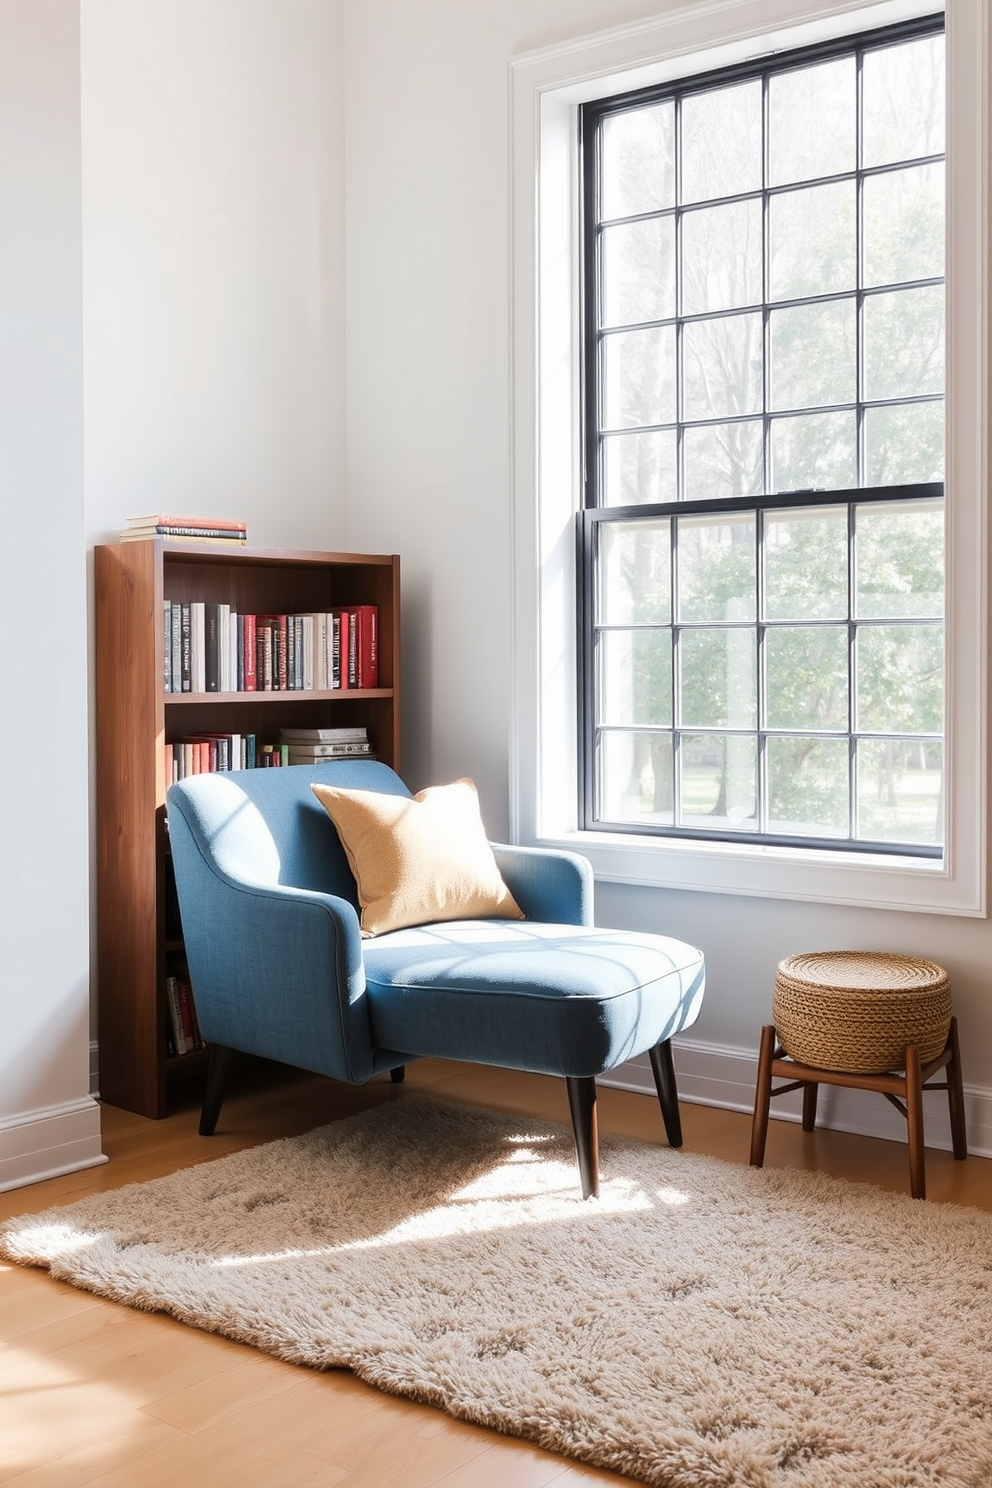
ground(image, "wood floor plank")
xmin=431 ymin=1440 xmax=586 ymax=1487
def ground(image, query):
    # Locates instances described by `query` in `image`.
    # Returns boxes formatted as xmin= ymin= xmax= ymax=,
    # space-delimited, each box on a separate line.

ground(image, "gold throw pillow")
xmin=311 ymin=777 xmax=525 ymax=936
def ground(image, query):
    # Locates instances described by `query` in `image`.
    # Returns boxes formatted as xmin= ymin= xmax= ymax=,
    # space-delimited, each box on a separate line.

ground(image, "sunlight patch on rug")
xmin=2 ymin=1094 xmax=991 ymax=1488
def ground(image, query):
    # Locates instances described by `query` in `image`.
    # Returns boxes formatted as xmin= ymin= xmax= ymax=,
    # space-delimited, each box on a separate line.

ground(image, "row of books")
xmin=165 ymin=726 xmax=374 ymax=781
xmin=122 ymin=513 xmax=248 ymax=545
xmin=163 ymin=602 xmax=378 ymax=693
xmin=165 ymin=966 xmax=203 ymax=1057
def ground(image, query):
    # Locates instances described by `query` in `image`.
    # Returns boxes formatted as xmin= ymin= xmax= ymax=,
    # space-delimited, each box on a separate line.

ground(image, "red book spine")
xmin=276 ymin=615 xmax=288 ymax=690
xmin=354 ymin=605 xmax=378 ymax=688
xmin=347 ymin=610 xmax=358 ymax=687
xmin=243 ymin=614 xmax=257 ymax=691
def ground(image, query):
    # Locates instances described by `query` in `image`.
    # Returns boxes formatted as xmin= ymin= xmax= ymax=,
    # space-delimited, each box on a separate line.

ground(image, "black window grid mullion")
xmin=847 ymin=500 xmax=858 ymax=840
xmin=674 ymin=92 xmax=685 ymax=502
xmin=855 ymin=41 xmax=866 ymax=488
xmin=757 ymin=71 xmax=770 ymax=831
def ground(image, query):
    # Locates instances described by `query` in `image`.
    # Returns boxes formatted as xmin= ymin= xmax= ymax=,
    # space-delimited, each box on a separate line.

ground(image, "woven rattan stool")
xmin=749 ymin=951 xmax=967 ymax=1198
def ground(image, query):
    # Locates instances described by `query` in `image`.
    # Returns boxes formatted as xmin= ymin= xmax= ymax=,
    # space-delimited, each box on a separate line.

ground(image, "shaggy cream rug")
xmin=2 ymin=1095 xmax=991 ymax=1487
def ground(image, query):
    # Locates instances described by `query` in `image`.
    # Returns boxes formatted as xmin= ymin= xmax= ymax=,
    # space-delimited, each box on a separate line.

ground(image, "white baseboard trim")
xmin=0 ymin=1096 xmax=107 ymax=1194
xmin=602 ymin=1036 xmax=992 ymax=1160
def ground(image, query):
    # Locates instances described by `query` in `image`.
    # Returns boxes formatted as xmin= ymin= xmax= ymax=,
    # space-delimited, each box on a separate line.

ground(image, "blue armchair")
xmin=166 ymin=760 xmax=705 ymax=1197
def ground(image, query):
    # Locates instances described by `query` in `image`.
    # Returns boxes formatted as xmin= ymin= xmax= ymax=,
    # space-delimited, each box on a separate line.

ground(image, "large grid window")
xmin=580 ymin=15 xmax=945 ymax=854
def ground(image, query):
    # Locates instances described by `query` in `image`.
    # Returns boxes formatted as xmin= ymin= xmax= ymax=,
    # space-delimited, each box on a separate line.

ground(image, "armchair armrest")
xmin=168 ymin=799 xmax=381 ymax=1085
xmin=491 ymin=843 xmax=594 ymax=927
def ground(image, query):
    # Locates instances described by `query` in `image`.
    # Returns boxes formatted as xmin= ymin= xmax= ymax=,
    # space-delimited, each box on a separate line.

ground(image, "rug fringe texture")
xmin=3 ymin=1094 xmax=991 ymax=1487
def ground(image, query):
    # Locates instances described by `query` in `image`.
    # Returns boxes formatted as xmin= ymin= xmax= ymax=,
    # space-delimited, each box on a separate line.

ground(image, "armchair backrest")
xmin=167 ymin=759 xmax=411 ymax=902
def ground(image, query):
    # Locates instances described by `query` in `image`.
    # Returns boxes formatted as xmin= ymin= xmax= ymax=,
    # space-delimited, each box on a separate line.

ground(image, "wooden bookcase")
xmin=94 ymin=539 xmax=401 ymax=1118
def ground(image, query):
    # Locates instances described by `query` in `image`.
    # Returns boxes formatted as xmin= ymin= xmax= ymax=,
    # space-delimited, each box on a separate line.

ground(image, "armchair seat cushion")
xmin=363 ymin=920 xmax=705 ymax=1080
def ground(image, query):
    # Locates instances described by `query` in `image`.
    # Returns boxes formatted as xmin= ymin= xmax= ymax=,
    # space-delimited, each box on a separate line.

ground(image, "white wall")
xmin=343 ymin=0 xmax=992 ymax=1156
xmin=0 ymin=0 xmax=103 ymax=1188
xmin=81 ymin=0 xmax=347 ymax=549
xmin=79 ymin=0 xmax=348 ymax=1051
xmin=343 ymin=0 xmax=669 ymax=809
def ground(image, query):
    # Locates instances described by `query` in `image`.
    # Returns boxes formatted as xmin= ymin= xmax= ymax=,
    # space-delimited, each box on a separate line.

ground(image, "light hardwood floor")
xmin=2 ymin=1058 xmax=988 ymax=1487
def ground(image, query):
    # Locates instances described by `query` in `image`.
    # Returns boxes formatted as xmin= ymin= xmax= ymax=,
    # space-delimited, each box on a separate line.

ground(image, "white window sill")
xmin=524 ymin=826 xmax=975 ymax=917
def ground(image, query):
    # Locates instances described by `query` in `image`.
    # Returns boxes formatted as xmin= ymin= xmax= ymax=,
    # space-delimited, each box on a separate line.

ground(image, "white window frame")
xmin=509 ymin=0 xmax=987 ymax=917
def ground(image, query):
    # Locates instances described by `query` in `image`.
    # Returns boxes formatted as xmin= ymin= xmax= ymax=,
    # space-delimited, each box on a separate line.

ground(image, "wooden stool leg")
xmin=905 ymin=1044 xmax=926 ymax=1199
xmin=946 ymin=1016 xmax=968 ymax=1160
xmin=750 ymin=1024 xmax=776 ymax=1168
xmin=802 ymin=1081 xmax=819 ymax=1132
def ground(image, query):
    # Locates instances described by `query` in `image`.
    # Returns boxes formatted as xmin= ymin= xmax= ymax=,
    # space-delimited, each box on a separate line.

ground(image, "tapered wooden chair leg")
xmin=389 ymin=1065 xmax=406 ymax=1084
xmin=750 ymin=1024 xmax=777 ymax=1168
xmin=946 ymin=1017 xmax=968 ymax=1160
xmin=905 ymin=1044 xmax=926 ymax=1199
xmin=199 ymin=1044 xmax=233 ymax=1136
xmin=649 ymin=1039 xmax=683 ymax=1148
xmin=566 ymin=1076 xmax=599 ymax=1200
xmin=802 ymin=1080 xmax=819 ymax=1132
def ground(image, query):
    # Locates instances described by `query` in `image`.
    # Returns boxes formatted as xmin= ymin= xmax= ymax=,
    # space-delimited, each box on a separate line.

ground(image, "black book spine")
xmin=204 ymin=603 xmax=220 ymax=692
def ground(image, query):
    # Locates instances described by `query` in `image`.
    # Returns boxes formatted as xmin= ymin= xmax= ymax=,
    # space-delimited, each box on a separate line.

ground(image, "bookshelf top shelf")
xmin=146 ymin=540 xmax=399 ymax=568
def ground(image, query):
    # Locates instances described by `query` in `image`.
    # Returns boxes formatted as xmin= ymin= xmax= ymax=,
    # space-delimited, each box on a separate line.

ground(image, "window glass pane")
xmin=864 ymin=285 xmax=944 ymax=400
xmin=769 ymin=182 xmax=856 ymax=300
xmin=599 ymin=730 xmax=674 ymax=824
xmin=603 ymin=430 xmax=677 ymax=506
xmin=681 ymin=82 xmax=762 ymax=203
xmin=599 ymin=629 xmax=672 ymax=725
xmin=856 ymin=739 xmax=942 ymax=844
xmin=683 ymin=312 xmax=762 ymax=420
xmin=677 ymin=513 xmax=755 ymax=623
xmin=683 ymin=419 xmax=763 ymax=501
xmin=768 ymin=57 xmax=856 ymax=185
xmin=764 ymin=626 xmax=849 ymax=731
xmin=770 ymin=300 xmax=856 ymax=410
xmin=855 ymin=501 xmax=943 ymax=619
xmin=681 ymin=199 xmax=762 ymax=315
xmin=856 ymin=623 xmax=943 ymax=733
xmin=863 ymin=163 xmax=943 ymax=288
xmin=603 ymin=325 xmax=676 ymax=428
xmin=764 ymin=507 xmax=848 ymax=621
xmin=601 ymin=103 xmax=675 ymax=219
xmin=766 ymin=736 xmax=850 ymax=837
xmin=864 ymin=402 xmax=943 ymax=487
xmin=679 ymin=628 xmax=756 ymax=728
xmin=679 ymin=734 xmax=757 ymax=830
xmin=863 ymin=35 xmax=945 ymax=169
xmin=601 ymin=218 xmax=676 ymax=328
xmin=770 ymin=411 xmax=856 ymax=493
xmin=598 ymin=519 xmax=671 ymax=625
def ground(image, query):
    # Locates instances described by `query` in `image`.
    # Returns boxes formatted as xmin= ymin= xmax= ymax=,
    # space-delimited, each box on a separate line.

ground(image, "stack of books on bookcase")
xmin=165 ymin=726 xmax=374 ymax=783
xmin=121 ymin=513 xmax=248 ymax=544
xmin=163 ymin=602 xmax=377 ymax=693
xmin=164 ymin=962 xmax=203 ymax=1058
xmin=279 ymin=726 xmax=375 ymax=766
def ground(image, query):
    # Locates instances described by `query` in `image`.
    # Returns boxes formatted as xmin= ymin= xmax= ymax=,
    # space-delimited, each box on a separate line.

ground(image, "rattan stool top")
xmin=772 ymin=950 xmax=951 ymax=1073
